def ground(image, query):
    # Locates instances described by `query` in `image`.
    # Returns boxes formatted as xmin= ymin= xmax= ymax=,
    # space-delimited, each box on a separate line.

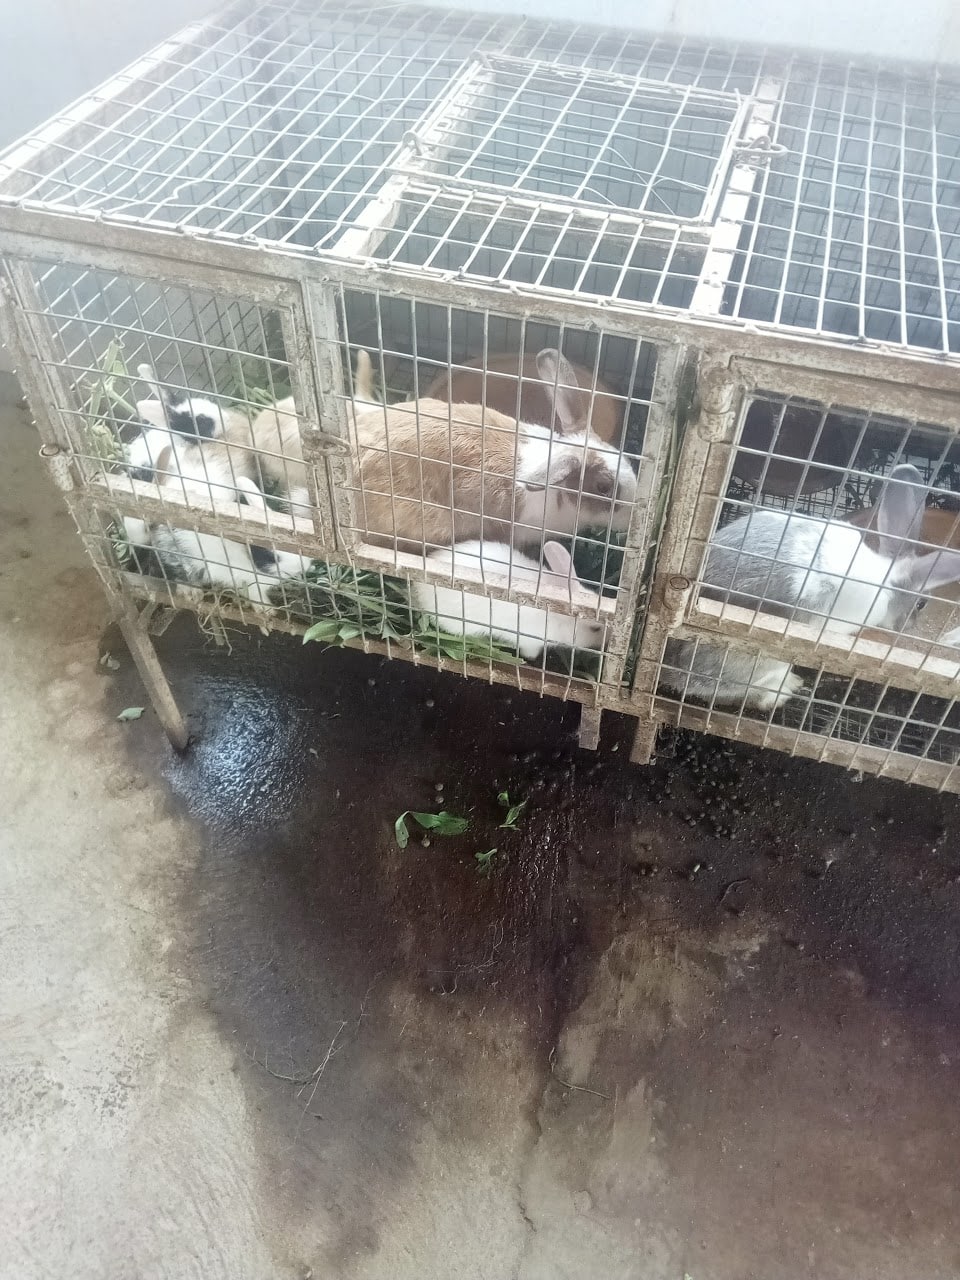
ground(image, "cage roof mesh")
xmin=1 ymin=0 xmax=959 ymax=355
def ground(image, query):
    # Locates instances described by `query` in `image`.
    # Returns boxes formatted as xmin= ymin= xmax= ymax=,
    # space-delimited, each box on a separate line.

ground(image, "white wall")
xmin=419 ymin=0 xmax=960 ymax=65
xmin=0 ymin=0 xmax=218 ymax=149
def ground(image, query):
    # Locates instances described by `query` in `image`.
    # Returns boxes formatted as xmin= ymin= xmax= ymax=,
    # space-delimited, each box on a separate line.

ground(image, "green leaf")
xmin=394 ymin=812 xmax=411 ymax=849
xmin=410 ymin=811 xmax=470 ymax=836
xmin=497 ymin=790 xmax=510 ymax=808
xmin=337 ymin=623 xmax=362 ymax=641
xmin=302 ymin=619 xmax=343 ymax=644
xmin=500 ymin=799 xmax=528 ymax=829
xmin=116 ymin=706 xmax=144 ymax=722
xmin=475 ymin=848 xmax=498 ymax=875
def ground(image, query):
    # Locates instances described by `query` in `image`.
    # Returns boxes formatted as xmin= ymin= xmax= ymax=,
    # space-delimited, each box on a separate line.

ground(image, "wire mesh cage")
xmin=1 ymin=0 xmax=960 ymax=788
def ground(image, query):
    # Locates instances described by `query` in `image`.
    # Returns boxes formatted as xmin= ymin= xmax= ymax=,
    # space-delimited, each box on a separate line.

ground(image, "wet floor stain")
xmin=113 ymin=618 xmax=960 ymax=1278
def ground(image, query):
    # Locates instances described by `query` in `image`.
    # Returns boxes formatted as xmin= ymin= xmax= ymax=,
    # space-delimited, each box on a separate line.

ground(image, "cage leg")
xmin=118 ymin=609 xmax=189 ymax=752
xmin=629 ymin=715 xmax=659 ymax=765
xmin=578 ymin=705 xmax=602 ymax=752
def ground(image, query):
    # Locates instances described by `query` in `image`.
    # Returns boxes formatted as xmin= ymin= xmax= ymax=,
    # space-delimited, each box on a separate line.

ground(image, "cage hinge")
xmin=304 ymin=427 xmax=352 ymax=458
xmin=695 ymin=366 xmax=741 ymax=442
xmin=38 ymin=441 xmax=77 ymax=491
xmin=402 ymin=130 xmax=425 ymax=158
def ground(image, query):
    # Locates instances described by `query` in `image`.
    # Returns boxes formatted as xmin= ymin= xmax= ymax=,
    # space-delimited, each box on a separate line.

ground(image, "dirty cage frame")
xmin=1 ymin=0 xmax=960 ymax=792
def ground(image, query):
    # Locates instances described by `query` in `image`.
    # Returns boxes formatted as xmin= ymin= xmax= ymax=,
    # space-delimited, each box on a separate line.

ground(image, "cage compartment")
xmin=687 ymin=392 xmax=960 ymax=657
xmin=312 ymin=285 xmax=661 ymax=689
xmin=7 ymin=256 xmax=335 ymax=552
xmin=394 ymin=54 xmax=749 ymax=222
xmin=653 ymin=645 xmax=960 ymax=790
xmin=341 ymin=181 xmax=708 ymax=309
xmin=648 ymin=389 xmax=960 ymax=780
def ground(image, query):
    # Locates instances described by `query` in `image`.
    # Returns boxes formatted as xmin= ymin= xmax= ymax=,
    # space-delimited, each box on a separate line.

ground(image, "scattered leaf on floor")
xmin=116 ymin=706 xmax=144 ymax=722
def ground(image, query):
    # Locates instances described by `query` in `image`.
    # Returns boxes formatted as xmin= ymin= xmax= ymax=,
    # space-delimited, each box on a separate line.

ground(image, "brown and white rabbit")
xmin=410 ymin=539 xmax=605 ymax=661
xmin=233 ymin=349 xmax=636 ymax=550
xmin=660 ymin=464 xmax=960 ymax=712
xmin=354 ymin=349 xmax=636 ymax=553
xmin=425 ymin=350 xmax=624 ymax=446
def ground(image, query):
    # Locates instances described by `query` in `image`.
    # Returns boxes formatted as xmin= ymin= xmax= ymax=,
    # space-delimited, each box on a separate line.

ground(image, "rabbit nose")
xmin=585 ymin=465 xmax=614 ymax=498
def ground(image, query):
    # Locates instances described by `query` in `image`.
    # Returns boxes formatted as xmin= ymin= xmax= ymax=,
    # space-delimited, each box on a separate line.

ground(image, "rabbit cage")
xmin=2 ymin=0 xmax=960 ymax=791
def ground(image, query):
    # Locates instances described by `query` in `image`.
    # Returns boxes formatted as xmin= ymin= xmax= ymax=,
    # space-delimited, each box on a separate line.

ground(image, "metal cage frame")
xmin=2 ymin=0 xmax=960 ymax=789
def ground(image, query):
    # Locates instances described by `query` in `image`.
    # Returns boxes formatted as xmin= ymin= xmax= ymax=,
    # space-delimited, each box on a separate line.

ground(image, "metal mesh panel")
xmin=364 ymin=183 xmax=706 ymax=309
xmin=2 ymin=1 xmax=958 ymax=351
xmin=729 ymin=66 xmax=960 ymax=352
xmin=7 ymin=253 xmax=664 ymax=701
xmin=649 ymin=389 xmax=960 ymax=789
xmin=396 ymin=56 xmax=744 ymax=220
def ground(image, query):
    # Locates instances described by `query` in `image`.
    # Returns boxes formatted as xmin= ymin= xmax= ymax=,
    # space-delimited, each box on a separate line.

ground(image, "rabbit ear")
xmin=541 ymin=540 xmax=574 ymax=579
xmin=536 ymin=349 xmax=588 ymax=436
xmin=874 ymin=463 xmax=927 ymax=555
xmin=137 ymin=362 xmax=172 ymax=408
xmin=236 ymin=475 xmax=269 ymax=514
xmin=900 ymin=548 xmax=960 ymax=593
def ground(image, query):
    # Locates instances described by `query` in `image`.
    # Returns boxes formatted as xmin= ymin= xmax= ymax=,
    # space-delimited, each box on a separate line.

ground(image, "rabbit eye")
xmin=915 ymin=600 xmax=927 ymax=613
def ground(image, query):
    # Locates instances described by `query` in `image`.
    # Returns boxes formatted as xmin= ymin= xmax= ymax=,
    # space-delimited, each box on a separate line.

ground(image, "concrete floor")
xmin=3 ymin=369 xmax=960 ymax=1280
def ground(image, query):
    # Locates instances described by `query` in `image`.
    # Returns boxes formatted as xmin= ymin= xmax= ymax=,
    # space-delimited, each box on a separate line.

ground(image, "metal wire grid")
xmin=395 ymin=55 xmax=746 ymax=221
xmin=330 ymin=284 xmax=653 ymax=561
xmin=21 ymin=260 xmax=313 ymax=518
xmin=725 ymin=62 xmax=960 ymax=352
xmin=363 ymin=183 xmax=707 ymax=309
xmin=654 ymin=643 xmax=960 ymax=788
xmin=322 ymin=285 xmax=658 ymax=691
xmin=0 ymin=0 xmax=956 ymax=352
xmin=691 ymin=396 xmax=960 ymax=647
xmin=11 ymin=254 xmax=656 ymax=694
xmin=647 ymin=390 xmax=960 ymax=785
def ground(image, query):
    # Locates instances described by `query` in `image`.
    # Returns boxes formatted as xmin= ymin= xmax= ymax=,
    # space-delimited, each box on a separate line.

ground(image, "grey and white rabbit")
xmin=661 ymin=463 xmax=960 ymax=712
xmin=410 ymin=539 xmax=606 ymax=661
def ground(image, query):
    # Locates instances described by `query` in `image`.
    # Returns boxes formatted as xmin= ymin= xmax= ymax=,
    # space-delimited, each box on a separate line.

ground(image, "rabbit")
xmin=348 ymin=349 xmax=637 ymax=554
xmin=425 ymin=350 xmax=624 ymax=446
xmin=126 ymin=363 xmax=252 ymax=484
xmin=660 ymin=463 xmax=960 ymax=713
xmin=847 ymin=498 xmax=960 ymax=550
xmin=225 ymin=348 xmax=381 ymax=518
xmin=122 ymin=436 xmax=313 ymax=603
xmin=410 ymin=539 xmax=606 ymax=661
xmin=231 ymin=349 xmax=636 ymax=549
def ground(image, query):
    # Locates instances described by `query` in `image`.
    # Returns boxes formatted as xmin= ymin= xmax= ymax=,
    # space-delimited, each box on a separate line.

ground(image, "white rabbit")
xmin=123 ymin=438 xmax=313 ymax=603
xmin=125 ymin=363 xmax=252 ymax=485
xmin=410 ymin=539 xmax=606 ymax=661
xmin=661 ymin=463 xmax=960 ymax=712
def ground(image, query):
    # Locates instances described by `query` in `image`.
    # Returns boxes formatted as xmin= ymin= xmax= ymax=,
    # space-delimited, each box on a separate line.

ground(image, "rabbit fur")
xmin=661 ymin=464 xmax=960 ymax=712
